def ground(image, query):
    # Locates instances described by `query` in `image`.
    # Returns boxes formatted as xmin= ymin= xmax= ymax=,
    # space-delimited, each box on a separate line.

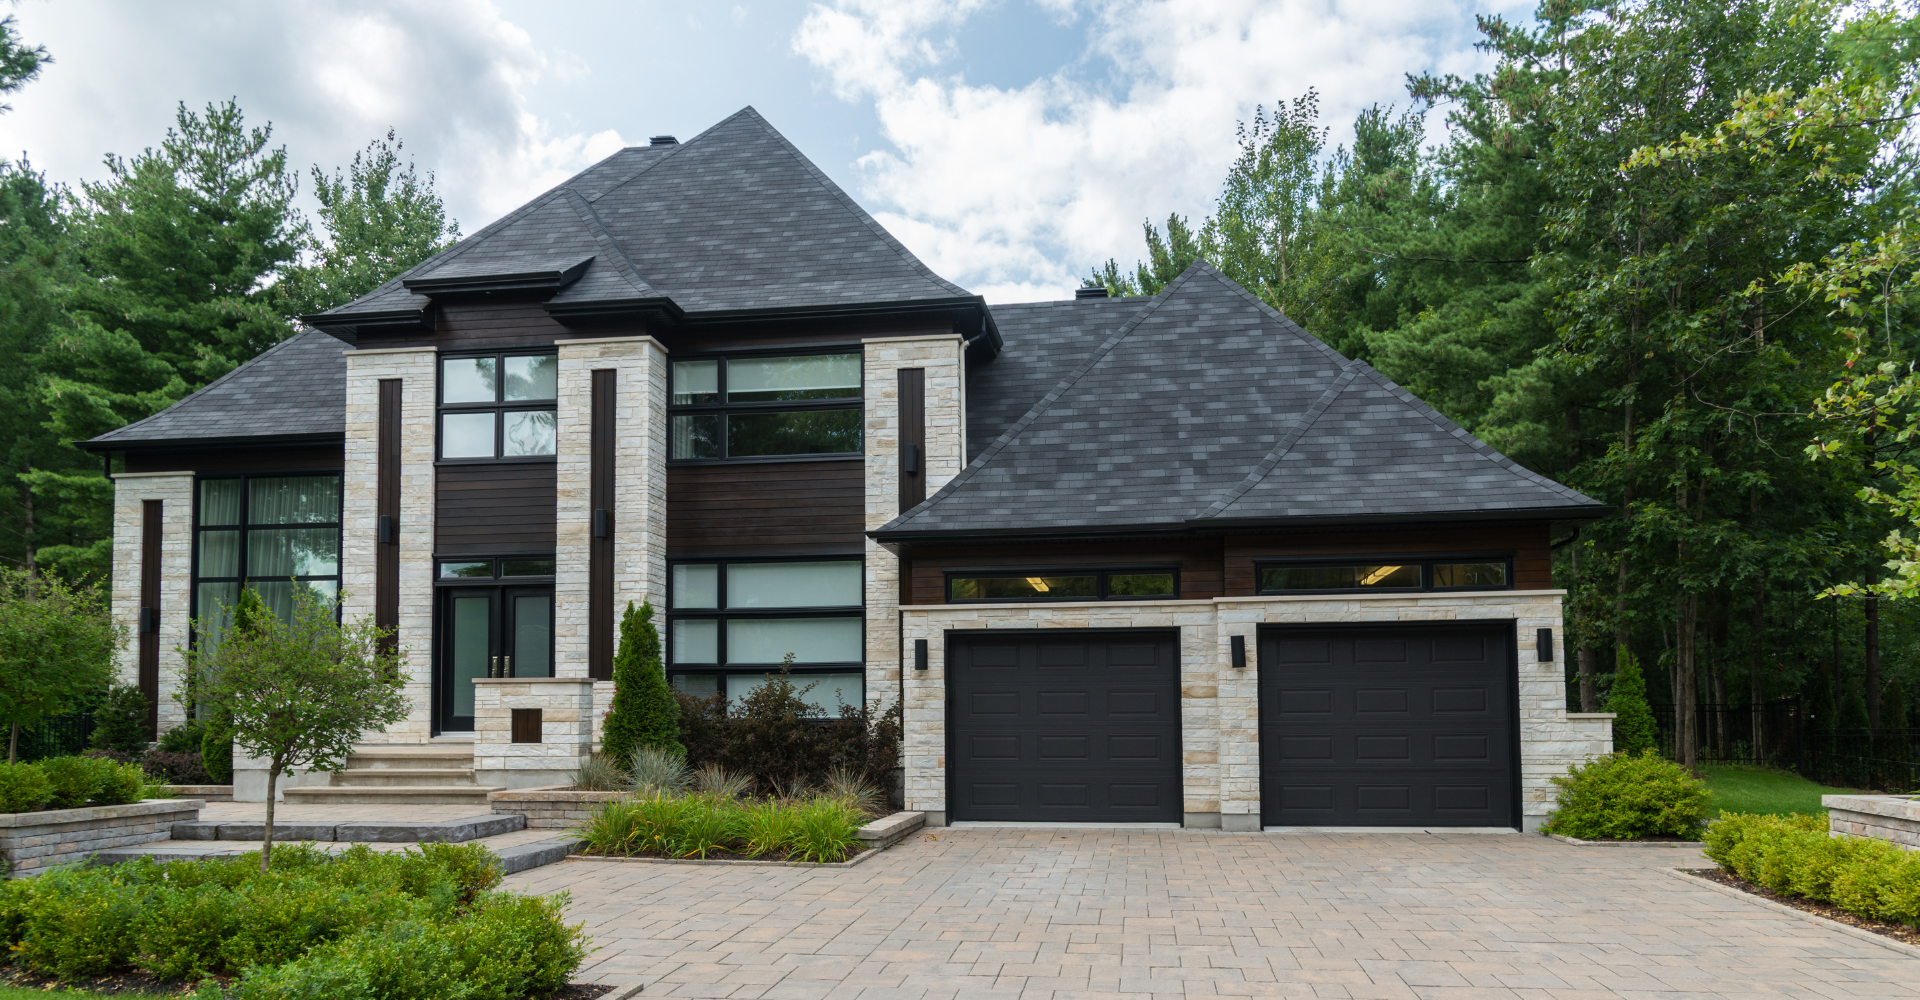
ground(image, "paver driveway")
xmin=506 ymin=828 xmax=1920 ymax=999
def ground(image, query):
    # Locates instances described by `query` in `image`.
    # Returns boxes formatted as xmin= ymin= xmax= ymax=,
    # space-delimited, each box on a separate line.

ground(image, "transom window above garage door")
xmin=666 ymin=558 xmax=864 ymax=712
xmin=946 ymin=568 xmax=1178 ymax=603
xmin=1257 ymin=558 xmax=1511 ymax=594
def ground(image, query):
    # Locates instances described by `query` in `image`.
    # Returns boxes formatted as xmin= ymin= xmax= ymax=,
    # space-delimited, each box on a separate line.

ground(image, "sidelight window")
xmin=1256 ymin=557 xmax=1512 ymax=594
xmin=439 ymin=353 xmax=558 ymax=460
xmin=192 ymin=474 xmax=342 ymax=647
xmin=666 ymin=558 xmax=864 ymax=711
xmin=946 ymin=568 xmax=1179 ymax=603
xmin=668 ymin=351 xmax=862 ymax=461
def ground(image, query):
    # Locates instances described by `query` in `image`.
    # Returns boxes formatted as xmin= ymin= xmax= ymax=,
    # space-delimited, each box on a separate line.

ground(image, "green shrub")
xmin=0 ymin=759 xmax=52 ymax=812
xmin=201 ymin=710 xmax=235 ymax=785
xmin=575 ymin=791 xmax=866 ymax=862
xmin=1605 ymin=648 xmax=1659 ymax=757
xmin=1542 ymin=749 xmax=1711 ymax=840
xmin=91 ymin=758 xmax=148 ymax=805
xmin=1705 ymin=811 xmax=1920 ymax=926
xmin=87 ymin=683 xmax=151 ymax=755
xmin=787 ymin=797 xmax=864 ymax=863
xmin=156 ymin=719 xmax=206 ymax=755
xmin=39 ymin=755 xmax=101 ymax=810
xmin=600 ymin=601 xmax=681 ymax=766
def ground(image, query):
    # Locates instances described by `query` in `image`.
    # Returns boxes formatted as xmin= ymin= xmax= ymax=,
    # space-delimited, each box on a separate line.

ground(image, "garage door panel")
xmin=1260 ymin=625 xmax=1514 ymax=828
xmin=950 ymin=631 xmax=1181 ymax=823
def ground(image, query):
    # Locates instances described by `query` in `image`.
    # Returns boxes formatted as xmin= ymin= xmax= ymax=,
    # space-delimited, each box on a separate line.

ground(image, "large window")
xmin=946 ymin=567 xmax=1179 ymax=603
xmin=192 ymin=474 xmax=342 ymax=640
xmin=439 ymin=353 xmax=558 ymax=461
xmin=1256 ymin=557 xmax=1512 ymax=594
xmin=668 ymin=351 xmax=862 ymax=461
xmin=666 ymin=558 xmax=864 ymax=711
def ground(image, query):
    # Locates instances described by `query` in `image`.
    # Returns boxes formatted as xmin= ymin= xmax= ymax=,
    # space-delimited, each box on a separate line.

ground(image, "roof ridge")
xmin=1345 ymin=361 xmax=1599 ymax=505
xmin=882 ymin=265 xmax=1209 ymax=529
xmin=1185 ymin=259 xmax=1349 ymax=368
xmin=1194 ymin=362 xmax=1359 ymax=521
xmin=736 ymin=108 xmax=974 ymax=300
xmin=562 ymin=189 xmax=654 ymax=296
xmin=577 ymin=114 xmax=725 ymax=205
xmin=99 ymin=327 xmax=327 ymax=438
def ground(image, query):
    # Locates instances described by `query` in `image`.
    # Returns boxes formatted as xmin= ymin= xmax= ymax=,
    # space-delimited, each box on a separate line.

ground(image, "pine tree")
xmin=1841 ymin=685 xmax=1871 ymax=730
xmin=600 ymin=601 xmax=681 ymax=766
xmin=1884 ymin=680 xmax=1910 ymax=729
xmin=1606 ymin=648 xmax=1659 ymax=757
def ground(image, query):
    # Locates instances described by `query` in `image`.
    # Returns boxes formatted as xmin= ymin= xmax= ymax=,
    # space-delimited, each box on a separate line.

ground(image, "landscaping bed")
xmin=1702 ymin=811 xmax=1920 ymax=936
xmin=1680 ymin=867 xmax=1920 ymax=947
xmin=575 ymin=791 xmax=871 ymax=864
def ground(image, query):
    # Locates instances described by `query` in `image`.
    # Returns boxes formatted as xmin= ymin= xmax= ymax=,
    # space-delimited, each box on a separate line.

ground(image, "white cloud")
xmin=4 ymin=0 xmax=627 ymax=232
xmin=793 ymin=0 xmax=1526 ymax=302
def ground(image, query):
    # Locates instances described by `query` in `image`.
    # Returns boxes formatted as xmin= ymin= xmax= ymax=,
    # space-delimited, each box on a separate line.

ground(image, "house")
xmin=86 ymin=107 xmax=1614 ymax=831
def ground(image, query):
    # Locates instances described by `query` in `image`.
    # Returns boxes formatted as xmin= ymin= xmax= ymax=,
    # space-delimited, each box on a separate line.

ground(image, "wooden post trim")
xmin=588 ymin=369 xmax=615 ymax=681
xmin=375 ymin=379 xmax=401 ymax=654
xmin=898 ymin=367 xmax=925 ymax=513
xmin=139 ymin=499 xmax=162 ymax=739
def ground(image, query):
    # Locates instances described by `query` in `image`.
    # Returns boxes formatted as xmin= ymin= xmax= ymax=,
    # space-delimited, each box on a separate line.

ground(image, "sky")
xmin=0 ymin=0 xmax=1531 ymax=303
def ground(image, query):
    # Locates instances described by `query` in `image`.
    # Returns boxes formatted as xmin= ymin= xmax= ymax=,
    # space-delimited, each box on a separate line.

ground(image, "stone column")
xmin=342 ymin=346 xmax=437 ymax=741
xmin=1215 ymin=607 xmax=1262 ymax=831
xmin=109 ymin=471 xmax=193 ymax=735
xmin=555 ymin=336 xmax=667 ymax=748
xmin=862 ymin=335 xmax=966 ymax=710
xmin=472 ymin=677 xmax=594 ymax=789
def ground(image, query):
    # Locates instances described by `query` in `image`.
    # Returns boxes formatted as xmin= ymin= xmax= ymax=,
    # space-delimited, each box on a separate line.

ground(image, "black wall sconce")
xmin=1230 ymin=634 xmax=1246 ymax=669
xmin=914 ymin=639 xmax=928 ymax=670
xmin=1537 ymin=628 xmax=1554 ymax=661
xmin=592 ymin=508 xmax=610 ymax=538
xmin=377 ymin=514 xmax=395 ymax=544
xmin=138 ymin=607 xmax=156 ymax=634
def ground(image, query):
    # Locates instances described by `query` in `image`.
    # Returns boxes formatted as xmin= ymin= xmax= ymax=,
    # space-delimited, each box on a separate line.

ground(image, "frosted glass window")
xmin=503 ymin=410 xmax=556 ymax=456
xmin=443 ymin=357 xmax=496 ymax=403
xmin=449 ymin=594 xmax=489 ymax=718
xmin=732 ymin=671 xmax=864 ymax=713
xmin=672 ymin=564 xmax=718 ymax=608
xmin=727 ymin=561 xmax=861 ymax=609
xmin=199 ymin=479 xmax=241 ymax=526
xmin=442 ymin=413 xmax=494 ymax=458
xmin=673 ymin=619 xmax=718 ymax=664
xmin=725 ymin=617 xmax=861 ymax=664
xmin=672 ymin=674 xmax=720 ymax=698
xmin=503 ymin=355 xmax=557 ymax=401
xmin=726 ymin=354 xmax=860 ymax=402
xmin=249 ymin=476 xmax=339 ymax=524
xmin=197 ymin=531 xmax=239 ymax=578
xmin=672 ymin=360 xmax=718 ymax=404
xmin=247 ymin=527 xmax=339 ymax=577
xmin=513 ymin=595 xmax=552 ymax=677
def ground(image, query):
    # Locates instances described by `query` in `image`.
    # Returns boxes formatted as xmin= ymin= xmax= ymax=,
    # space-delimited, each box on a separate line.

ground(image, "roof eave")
xmin=871 ymin=504 xmax=1617 ymax=544
xmin=402 ymin=258 xmax=593 ymax=299
xmin=80 ymin=431 xmax=346 ymax=454
xmin=299 ymin=305 xmax=435 ymax=334
xmin=1187 ymin=505 xmax=1618 ymax=531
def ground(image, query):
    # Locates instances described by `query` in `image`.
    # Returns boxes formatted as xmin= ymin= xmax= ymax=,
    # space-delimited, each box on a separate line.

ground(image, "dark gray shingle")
xmin=87 ymin=329 xmax=348 ymax=447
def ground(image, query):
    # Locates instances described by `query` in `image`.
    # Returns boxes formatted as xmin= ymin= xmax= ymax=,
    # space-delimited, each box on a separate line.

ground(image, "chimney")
xmin=1075 ymin=286 xmax=1110 ymax=300
xmin=650 ymin=135 xmax=679 ymax=146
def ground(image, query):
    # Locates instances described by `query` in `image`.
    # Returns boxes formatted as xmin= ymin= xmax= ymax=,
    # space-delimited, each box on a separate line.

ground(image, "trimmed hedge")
xmin=1705 ymin=812 xmax=1920 ymax=926
xmin=1541 ymin=749 xmax=1711 ymax=840
xmin=0 ymin=842 xmax=587 ymax=998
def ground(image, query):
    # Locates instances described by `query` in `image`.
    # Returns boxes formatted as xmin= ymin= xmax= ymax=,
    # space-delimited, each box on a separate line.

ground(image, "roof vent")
xmin=1075 ymin=286 xmax=1110 ymax=300
xmin=649 ymin=135 xmax=678 ymax=146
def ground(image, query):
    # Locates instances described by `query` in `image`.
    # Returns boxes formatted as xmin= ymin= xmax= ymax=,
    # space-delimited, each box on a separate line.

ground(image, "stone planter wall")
xmin=490 ymin=786 xmax=624 ymax=829
xmin=473 ymin=678 xmax=594 ymax=790
xmin=1826 ymin=794 xmax=1920 ymax=848
xmin=0 ymin=798 xmax=202 ymax=876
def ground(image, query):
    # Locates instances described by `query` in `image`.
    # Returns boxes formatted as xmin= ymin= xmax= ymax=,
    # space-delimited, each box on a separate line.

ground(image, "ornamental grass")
xmin=575 ymin=790 xmax=867 ymax=863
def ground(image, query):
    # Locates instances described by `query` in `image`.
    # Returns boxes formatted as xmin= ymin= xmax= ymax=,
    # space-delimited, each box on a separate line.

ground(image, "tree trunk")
xmin=1709 ymin=605 xmax=1729 ymax=759
xmin=1867 ymin=567 xmax=1882 ymax=728
xmin=9 ymin=723 xmax=16 ymax=765
xmin=262 ymin=762 xmax=281 ymax=872
xmin=1750 ymin=580 xmax=1765 ymax=764
xmin=1677 ymin=595 xmax=1699 ymax=767
xmin=1578 ymin=645 xmax=1599 ymax=713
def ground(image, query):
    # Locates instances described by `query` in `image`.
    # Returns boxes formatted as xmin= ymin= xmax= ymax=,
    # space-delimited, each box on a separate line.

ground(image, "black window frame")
xmin=664 ymin=555 xmax=866 ymax=705
xmin=665 ymin=344 xmax=866 ymax=464
xmin=436 ymin=348 xmax=560 ymax=465
xmin=1253 ymin=555 xmax=1516 ymax=595
xmin=189 ymin=470 xmax=345 ymax=637
xmin=943 ymin=566 xmax=1183 ymax=604
xmin=432 ymin=554 xmax=560 ymax=586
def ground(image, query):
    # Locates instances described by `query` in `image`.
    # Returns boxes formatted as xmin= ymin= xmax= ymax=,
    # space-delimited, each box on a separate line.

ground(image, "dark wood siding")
xmin=139 ymin=500 xmax=161 ymax=739
xmin=375 ymin=381 xmax=401 ymax=653
xmin=588 ymin=369 xmax=614 ymax=681
xmin=910 ymin=539 xmax=1225 ymax=606
xmin=435 ymin=463 xmax=556 ymax=555
xmin=1224 ymin=522 xmax=1554 ymax=595
xmin=124 ymin=444 xmax=343 ymax=474
xmin=666 ymin=460 xmax=862 ymax=557
xmin=898 ymin=368 xmax=925 ymax=512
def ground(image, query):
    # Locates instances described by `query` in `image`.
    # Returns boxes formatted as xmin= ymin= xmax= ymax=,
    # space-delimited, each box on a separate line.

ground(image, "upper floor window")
xmin=946 ymin=568 xmax=1179 ymax=603
xmin=1256 ymin=558 xmax=1512 ymax=594
xmin=439 ymin=353 xmax=557 ymax=461
xmin=668 ymin=351 xmax=862 ymax=461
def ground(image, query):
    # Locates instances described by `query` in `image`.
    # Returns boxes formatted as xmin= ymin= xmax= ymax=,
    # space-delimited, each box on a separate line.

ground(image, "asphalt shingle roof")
xmin=316 ymin=107 xmax=973 ymax=324
xmin=86 ymin=328 xmax=348 ymax=447
xmin=873 ymin=262 xmax=1604 ymax=539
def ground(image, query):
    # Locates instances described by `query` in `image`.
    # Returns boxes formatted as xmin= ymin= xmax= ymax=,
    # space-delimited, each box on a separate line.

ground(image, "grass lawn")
xmin=1698 ymin=762 xmax=1856 ymax=816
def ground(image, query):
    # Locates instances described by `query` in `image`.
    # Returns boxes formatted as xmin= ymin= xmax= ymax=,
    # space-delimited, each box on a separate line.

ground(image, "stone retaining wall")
xmin=490 ymin=786 xmax=624 ymax=829
xmin=1826 ymin=794 xmax=1920 ymax=848
xmin=0 ymin=798 xmax=203 ymax=876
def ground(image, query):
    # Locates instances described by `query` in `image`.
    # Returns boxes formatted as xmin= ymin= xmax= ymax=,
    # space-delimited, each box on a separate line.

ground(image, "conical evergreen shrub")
xmin=1841 ymin=685 xmax=1871 ymax=730
xmin=1606 ymin=647 xmax=1659 ymax=757
xmin=600 ymin=601 xmax=682 ymax=766
xmin=1883 ymin=680 xmax=1910 ymax=729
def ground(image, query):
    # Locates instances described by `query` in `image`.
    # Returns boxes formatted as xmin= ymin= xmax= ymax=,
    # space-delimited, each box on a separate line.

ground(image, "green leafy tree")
xmin=1606 ymin=648 xmax=1659 ymax=757
xmin=600 ymin=601 xmax=681 ymax=766
xmin=186 ymin=586 xmax=406 ymax=868
xmin=279 ymin=129 xmax=460 ymax=315
xmin=0 ymin=15 xmax=48 ymax=114
xmin=0 ymin=570 xmax=120 ymax=761
xmin=192 ymin=587 xmax=269 ymax=785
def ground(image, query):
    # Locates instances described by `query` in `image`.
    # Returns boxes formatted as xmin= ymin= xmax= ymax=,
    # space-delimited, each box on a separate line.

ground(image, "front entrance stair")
xmin=280 ymin=741 xmax=500 ymax=806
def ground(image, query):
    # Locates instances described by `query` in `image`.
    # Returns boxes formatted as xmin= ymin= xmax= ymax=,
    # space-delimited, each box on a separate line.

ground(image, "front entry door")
xmin=438 ymin=586 xmax=554 ymax=732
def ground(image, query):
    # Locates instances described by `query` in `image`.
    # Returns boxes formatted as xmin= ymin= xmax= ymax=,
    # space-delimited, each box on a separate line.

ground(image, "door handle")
xmin=504 ymin=655 xmax=514 ymax=678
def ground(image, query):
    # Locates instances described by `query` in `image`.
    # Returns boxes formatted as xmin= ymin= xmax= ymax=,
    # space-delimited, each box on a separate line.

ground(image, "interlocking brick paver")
xmin=504 ymin=829 xmax=1920 ymax=998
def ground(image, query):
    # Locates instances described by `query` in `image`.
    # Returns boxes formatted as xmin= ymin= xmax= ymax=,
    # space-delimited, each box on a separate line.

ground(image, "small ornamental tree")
xmin=1606 ymin=647 xmax=1659 ymax=758
xmin=0 ymin=571 xmax=122 ymax=762
xmin=600 ymin=601 xmax=681 ymax=766
xmin=191 ymin=588 xmax=268 ymax=785
xmin=186 ymin=585 xmax=407 ymax=869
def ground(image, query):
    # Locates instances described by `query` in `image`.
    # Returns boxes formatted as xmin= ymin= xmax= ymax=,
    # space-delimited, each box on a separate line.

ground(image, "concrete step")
xmin=171 ymin=813 xmax=524 ymax=844
xmin=345 ymin=747 xmax=474 ymax=770
xmin=331 ymin=768 xmax=477 ymax=788
xmin=281 ymin=785 xmax=500 ymax=806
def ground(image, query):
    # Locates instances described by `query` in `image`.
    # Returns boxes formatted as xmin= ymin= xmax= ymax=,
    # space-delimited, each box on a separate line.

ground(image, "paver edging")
xmin=565 ymin=844 xmax=882 ymax=869
xmin=1661 ymin=866 xmax=1920 ymax=959
xmin=1547 ymin=832 xmax=1705 ymax=847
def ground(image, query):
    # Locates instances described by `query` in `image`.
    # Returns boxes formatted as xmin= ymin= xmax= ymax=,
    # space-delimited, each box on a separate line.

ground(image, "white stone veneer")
xmin=900 ymin=590 xmax=1610 ymax=832
xmin=472 ymin=677 xmax=594 ymax=789
xmin=555 ymin=337 xmax=667 ymax=747
xmin=109 ymin=472 xmax=193 ymax=734
xmin=863 ymin=335 xmax=966 ymax=710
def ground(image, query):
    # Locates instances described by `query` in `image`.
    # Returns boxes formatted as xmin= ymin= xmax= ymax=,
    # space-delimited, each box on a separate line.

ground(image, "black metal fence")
xmin=1801 ymin=729 xmax=1920 ymax=793
xmin=8 ymin=712 xmax=94 ymax=762
xmin=1652 ymin=699 xmax=1806 ymax=768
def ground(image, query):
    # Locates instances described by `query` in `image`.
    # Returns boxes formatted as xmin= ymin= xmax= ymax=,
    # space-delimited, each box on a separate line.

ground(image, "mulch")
xmin=1682 ymin=867 xmax=1920 ymax=947
xmin=0 ymin=966 xmax=615 ymax=997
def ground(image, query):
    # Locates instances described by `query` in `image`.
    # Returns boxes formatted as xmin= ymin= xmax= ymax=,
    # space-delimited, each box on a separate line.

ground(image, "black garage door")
xmin=1259 ymin=623 xmax=1516 ymax=828
xmin=949 ymin=630 xmax=1181 ymax=823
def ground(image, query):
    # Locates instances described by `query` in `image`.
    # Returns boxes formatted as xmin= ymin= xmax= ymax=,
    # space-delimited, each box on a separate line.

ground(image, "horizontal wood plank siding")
xmin=436 ymin=463 xmax=556 ymax=554
xmin=356 ymin=302 xmax=644 ymax=352
xmin=909 ymin=540 xmax=1225 ymax=606
xmin=1223 ymin=522 xmax=1554 ymax=595
xmin=124 ymin=444 xmax=344 ymax=474
xmin=666 ymin=461 xmax=862 ymax=557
